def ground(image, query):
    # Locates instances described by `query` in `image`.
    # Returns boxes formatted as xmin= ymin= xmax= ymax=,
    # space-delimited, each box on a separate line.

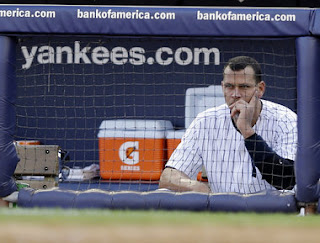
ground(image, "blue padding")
xmin=295 ymin=37 xmax=320 ymax=203
xmin=112 ymin=192 xmax=147 ymax=210
xmin=145 ymin=192 xmax=209 ymax=211
xmin=209 ymin=194 xmax=248 ymax=212
xmin=19 ymin=189 xmax=79 ymax=208
xmin=0 ymin=36 xmax=19 ymax=197
xmin=17 ymin=188 xmax=297 ymax=212
xmin=59 ymin=181 xmax=159 ymax=192
xmin=0 ymin=5 xmax=312 ymax=36
xmin=209 ymin=190 xmax=296 ymax=213
xmin=244 ymin=191 xmax=296 ymax=213
xmin=310 ymin=9 xmax=320 ymax=36
xmin=73 ymin=191 xmax=113 ymax=209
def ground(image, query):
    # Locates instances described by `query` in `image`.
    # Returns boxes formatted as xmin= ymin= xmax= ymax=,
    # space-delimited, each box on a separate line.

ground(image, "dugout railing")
xmin=0 ymin=5 xmax=319 ymax=212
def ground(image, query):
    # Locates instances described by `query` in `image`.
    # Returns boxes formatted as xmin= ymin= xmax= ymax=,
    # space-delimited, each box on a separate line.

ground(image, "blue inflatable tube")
xmin=0 ymin=36 xmax=19 ymax=197
xmin=295 ymin=37 xmax=320 ymax=203
xmin=18 ymin=188 xmax=297 ymax=212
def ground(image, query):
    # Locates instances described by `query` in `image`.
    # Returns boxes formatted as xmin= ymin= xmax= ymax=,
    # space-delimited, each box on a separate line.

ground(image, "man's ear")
xmin=257 ymin=81 xmax=266 ymax=98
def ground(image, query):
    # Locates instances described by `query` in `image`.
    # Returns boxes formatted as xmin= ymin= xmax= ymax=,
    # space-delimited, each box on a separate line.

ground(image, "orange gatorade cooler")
xmin=98 ymin=119 xmax=173 ymax=180
xmin=166 ymin=129 xmax=207 ymax=182
xmin=166 ymin=129 xmax=185 ymax=159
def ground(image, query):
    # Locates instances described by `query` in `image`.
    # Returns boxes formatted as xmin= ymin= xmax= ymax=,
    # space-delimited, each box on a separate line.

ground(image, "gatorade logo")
xmin=119 ymin=141 xmax=139 ymax=165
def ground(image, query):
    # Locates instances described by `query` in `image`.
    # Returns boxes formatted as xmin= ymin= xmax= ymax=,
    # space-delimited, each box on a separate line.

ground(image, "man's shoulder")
xmin=186 ymin=104 xmax=229 ymax=130
xmin=261 ymin=99 xmax=297 ymax=120
xmin=197 ymin=103 xmax=229 ymax=119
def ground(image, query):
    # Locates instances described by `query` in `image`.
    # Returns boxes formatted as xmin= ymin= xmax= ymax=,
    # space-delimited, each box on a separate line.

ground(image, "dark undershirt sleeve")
xmin=244 ymin=133 xmax=295 ymax=190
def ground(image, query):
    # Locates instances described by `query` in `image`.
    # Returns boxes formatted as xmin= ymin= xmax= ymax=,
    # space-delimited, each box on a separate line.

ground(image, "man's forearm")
xmin=245 ymin=133 xmax=295 ymax=190
xmin=159 ymin=167 xmax=211 ymax=193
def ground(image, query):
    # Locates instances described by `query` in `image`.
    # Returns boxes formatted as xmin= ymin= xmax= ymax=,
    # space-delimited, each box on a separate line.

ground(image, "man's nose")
xmin=232 ymin=87 xmax=241 ymax=98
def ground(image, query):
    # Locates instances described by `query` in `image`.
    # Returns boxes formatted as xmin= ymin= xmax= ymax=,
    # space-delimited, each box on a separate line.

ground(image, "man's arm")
xmin=245 ymin=133 xmax=295 ymax=190
xmin=229 ymin=91 xmax=295 ymax=190
xmin=159 ymin=167 xmax=211 ymax=193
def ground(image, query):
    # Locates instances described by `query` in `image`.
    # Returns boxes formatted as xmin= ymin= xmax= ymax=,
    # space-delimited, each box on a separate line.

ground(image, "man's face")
xmin=221 ymin=66 xmax=264 ymax=106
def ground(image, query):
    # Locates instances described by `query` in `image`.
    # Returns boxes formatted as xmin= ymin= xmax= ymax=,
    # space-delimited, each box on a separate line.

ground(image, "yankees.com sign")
xmin=20 ymin=41 xmax=220 ymax=69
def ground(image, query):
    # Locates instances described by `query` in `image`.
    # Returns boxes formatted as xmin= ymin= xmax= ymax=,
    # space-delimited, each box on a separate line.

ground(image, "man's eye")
xmin=224 ymin=84 xmax=233 ymax=88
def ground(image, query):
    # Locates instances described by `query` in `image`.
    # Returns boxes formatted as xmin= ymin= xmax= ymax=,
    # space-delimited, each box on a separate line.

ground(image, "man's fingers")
xmin=230 ymin=106 xmax=238 ymax=118
xmin=229 ymin=100 xmax=245 ymax=111
xmin=249 ymin=90 xmax=259 ymax=106
xmin=230 ymin=102 xmax=244 ymax=118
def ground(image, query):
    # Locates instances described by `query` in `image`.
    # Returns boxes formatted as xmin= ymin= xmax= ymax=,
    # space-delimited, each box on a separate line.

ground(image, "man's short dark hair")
xmin=224 ymin=56 xmax=262 ymax=83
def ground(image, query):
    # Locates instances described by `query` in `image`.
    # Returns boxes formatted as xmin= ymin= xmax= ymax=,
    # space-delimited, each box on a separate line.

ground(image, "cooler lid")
xmin=98 ymin=129 xmax=167 ymax=138
xmin=166 ymin=129 xmax=186 ymax=139
xmin=99 ymin=119 xmax=174 ymax=131
xmin=185 ymin=85 xmax=225 ymax=128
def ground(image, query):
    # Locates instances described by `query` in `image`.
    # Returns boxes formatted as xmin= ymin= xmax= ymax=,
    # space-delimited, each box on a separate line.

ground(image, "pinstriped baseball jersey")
xmin=166 ymin=99 xmax=297 ymax=194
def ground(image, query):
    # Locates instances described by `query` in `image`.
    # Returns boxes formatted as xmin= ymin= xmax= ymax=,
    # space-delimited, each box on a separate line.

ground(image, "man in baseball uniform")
xmin=159 ymin=56 xmax=297 ymax=194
